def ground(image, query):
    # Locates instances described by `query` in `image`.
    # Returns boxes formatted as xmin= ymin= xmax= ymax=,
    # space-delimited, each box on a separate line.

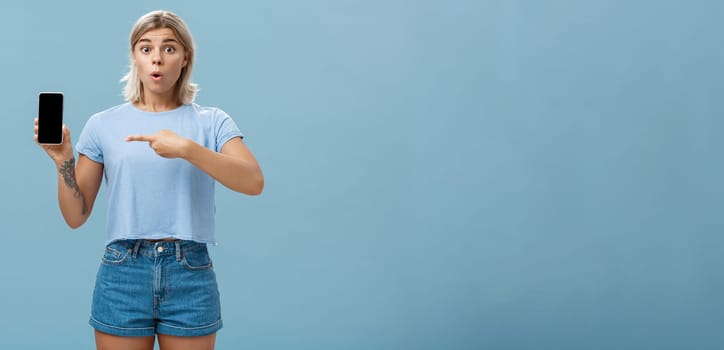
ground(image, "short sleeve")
xmin=75 ymin=114 xmax=104 ymax=163
xmin=213 ymin=108 xmax=244 ymax=152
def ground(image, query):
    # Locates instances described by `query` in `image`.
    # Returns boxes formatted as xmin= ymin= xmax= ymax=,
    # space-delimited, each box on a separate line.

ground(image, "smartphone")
xmin=37 ymin=92 xmax=64 ymax=144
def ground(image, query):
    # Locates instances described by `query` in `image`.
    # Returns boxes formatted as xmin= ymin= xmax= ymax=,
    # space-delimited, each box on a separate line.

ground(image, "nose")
xmin=152 ymin=53 xmax=162 ymax=66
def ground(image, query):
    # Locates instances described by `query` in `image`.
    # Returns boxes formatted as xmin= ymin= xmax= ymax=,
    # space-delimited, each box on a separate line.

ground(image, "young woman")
xmin=34 ymin=10 xmax=263 ymax=350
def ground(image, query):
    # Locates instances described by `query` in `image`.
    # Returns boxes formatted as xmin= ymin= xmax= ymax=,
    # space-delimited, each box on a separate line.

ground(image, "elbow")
xmin=248 ymin=175 xmax=264 ymax=196
xmin=229 ymin=167 xmax=264 ymax=195
xmin=65 ymin=219 xmax=84 ymax=229
xmin=63 ymin=213 xmax=88 ymax=229
xmin=240 ymin=172 xmax=264 ymax=196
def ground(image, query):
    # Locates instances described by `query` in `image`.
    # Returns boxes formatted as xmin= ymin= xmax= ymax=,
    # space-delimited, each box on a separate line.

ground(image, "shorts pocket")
xmin=181 ymin=246 xmax=213 ymax=271
xmin=101 ymin=244 xmax=130 ymax=265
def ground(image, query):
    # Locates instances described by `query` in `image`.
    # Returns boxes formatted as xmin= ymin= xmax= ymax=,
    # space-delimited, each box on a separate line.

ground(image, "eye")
xmin=140 ymin=46 xmax=151 ymax=54
xmin=164 ymin=46 xmax=176 ymax=54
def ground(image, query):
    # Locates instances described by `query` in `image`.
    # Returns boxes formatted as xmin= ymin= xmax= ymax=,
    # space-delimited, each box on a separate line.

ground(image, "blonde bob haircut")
xmin=121 ymin=10 xmax=198 ymax=105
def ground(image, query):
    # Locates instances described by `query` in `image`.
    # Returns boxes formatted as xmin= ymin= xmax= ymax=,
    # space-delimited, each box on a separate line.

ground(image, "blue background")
xmin=1 ymin=0 xmax=723 ymax=349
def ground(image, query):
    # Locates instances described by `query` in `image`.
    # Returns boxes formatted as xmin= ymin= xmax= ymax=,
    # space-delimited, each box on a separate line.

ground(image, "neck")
xmin=135 ymin=91 xmax=180 ymax=112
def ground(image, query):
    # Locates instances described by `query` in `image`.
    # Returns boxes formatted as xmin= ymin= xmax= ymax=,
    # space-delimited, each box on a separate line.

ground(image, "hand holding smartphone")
xmin=37 ymin=92 xmax=64 ymax=144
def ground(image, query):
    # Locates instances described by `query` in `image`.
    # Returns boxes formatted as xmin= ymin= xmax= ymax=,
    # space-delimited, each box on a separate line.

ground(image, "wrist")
xmin=181 ymin=138 xmax=198 ymax=160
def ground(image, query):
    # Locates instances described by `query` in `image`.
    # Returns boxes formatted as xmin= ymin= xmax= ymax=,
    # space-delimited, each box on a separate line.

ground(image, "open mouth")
xmin=151 ymin=72 xmax=163 ymax=81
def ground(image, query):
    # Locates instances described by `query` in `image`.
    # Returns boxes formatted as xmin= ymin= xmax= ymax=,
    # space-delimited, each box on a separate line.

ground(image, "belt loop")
xmin=132 ymin=240 xmax=142 ymax=258
xmin=175 ymin=240 xmax=182 ymax=262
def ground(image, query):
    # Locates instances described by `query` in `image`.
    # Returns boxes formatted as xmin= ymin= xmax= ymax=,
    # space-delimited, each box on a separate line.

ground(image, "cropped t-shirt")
xmin=75 ymin=102 xmax=243 ymax=245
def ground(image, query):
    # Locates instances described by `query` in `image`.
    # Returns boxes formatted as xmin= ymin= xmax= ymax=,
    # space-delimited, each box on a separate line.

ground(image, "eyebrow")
xmin=137 ymin=38 xmax=180 ymax=44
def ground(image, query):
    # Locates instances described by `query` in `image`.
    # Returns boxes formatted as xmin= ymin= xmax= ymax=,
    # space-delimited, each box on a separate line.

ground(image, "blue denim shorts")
xmin=89 ymin=240 xmax=223 ymax=337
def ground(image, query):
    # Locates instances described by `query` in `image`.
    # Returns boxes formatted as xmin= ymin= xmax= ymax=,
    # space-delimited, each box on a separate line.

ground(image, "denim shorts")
xmin=89 ymin=240 xmax=223 ymax=337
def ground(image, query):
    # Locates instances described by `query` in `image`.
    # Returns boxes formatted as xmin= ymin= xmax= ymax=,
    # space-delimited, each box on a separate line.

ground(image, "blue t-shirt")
xmin=75 ymin=102 xmax=243 ymax=245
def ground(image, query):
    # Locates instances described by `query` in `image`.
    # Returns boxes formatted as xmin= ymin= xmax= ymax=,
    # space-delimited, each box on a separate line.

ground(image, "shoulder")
xmin=187 ymin=104 xmax=242 ymax=140
xmin=80 ymin=103 xmax=133 ymax=136
xmin=188 ymin=103 xmax=231 ymax=119
xmin=187 ymin=103 xmax=237 ymax=129
xmin=86 ymin=102 xmax=134 ymax=123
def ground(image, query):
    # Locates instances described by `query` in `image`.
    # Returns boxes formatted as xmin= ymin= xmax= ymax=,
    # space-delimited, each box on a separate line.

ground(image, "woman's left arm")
xmin=126 ymin=130 xmax=264 ymax=195
xmin=185 ymin=137 xmax=264 ymax=195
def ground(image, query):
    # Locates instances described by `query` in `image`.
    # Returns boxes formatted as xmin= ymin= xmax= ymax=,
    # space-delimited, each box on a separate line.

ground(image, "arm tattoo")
xmin=59 ymin=158 xmax=88 ymax=215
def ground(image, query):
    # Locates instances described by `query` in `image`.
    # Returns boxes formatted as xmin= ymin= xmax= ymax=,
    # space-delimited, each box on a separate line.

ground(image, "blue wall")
xmin=1 ymin=0 xmax=722 ymax=349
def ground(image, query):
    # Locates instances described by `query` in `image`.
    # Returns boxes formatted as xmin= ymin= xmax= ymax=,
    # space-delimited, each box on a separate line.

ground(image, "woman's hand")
xmin=125 ymin=129 xmax=192 ymax=159
xmin=34 ymin=118 xmax=74 ymax=165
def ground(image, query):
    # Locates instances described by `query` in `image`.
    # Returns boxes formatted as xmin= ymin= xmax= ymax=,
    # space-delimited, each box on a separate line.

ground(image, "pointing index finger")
xmin=125 ymin=134 xmax=154 ymax=142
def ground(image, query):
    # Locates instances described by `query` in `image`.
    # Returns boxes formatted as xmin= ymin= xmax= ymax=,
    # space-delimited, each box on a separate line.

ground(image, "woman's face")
xmin=133 ymin=27 xmax=188 ymax=101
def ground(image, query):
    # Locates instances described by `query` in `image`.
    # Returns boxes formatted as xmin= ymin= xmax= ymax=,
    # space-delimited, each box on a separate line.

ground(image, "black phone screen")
xmin=38 ymin=92 xmax=63 ymax=144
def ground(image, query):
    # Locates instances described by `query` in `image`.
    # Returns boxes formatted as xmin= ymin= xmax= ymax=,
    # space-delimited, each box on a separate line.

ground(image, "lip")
xmin=150 ymin=71 xmax=163 ymax=81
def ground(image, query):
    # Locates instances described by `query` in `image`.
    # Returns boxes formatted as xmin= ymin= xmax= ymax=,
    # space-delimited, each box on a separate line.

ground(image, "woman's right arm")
xmin=35 ymin=119 xmax=103 ymax=228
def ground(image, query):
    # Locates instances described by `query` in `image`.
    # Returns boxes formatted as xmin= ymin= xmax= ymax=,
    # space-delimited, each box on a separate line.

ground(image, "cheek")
xmin=171 ymin=59 xmax=187 ymax=74
xmin=132 ymin=56 xmax=146 ymax=71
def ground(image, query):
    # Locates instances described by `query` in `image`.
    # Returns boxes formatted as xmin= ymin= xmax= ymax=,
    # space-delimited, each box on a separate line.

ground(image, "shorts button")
xmin=157 ymin=246 xmax=164 ymax=253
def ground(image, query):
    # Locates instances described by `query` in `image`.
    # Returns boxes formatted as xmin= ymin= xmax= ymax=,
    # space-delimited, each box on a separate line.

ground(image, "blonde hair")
xmin=121 ymin=10 xmax=198 ymax=104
